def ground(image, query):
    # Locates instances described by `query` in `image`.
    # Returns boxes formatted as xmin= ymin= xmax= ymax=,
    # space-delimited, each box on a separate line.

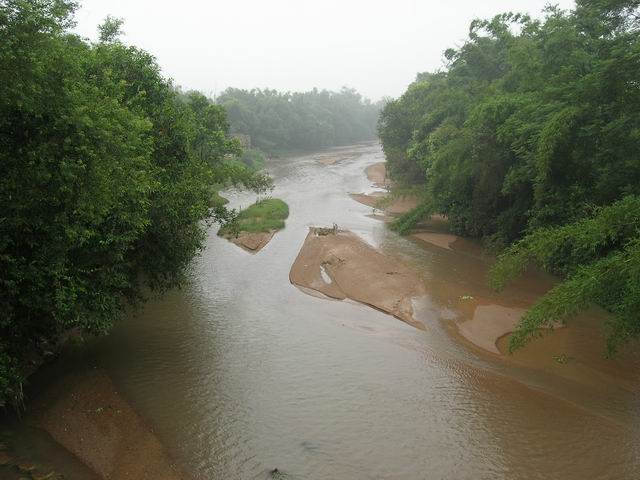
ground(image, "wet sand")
xmin=350 ymin=192 xmax=419 ymax=216
xmin=289 ymin=228 xmax=427 ymax=329
xmin=349 ymin=192 xmax=385 ymax=209
xmin=351 ymin=162 xmax=420 ymax=217
xmin=411 ymin=232 xmax=459 ymax=251
xmin=28 ymin=368 xmax=188 ymax=480
xmin=365 ymin=162 xmax=389 ymax=188
xmin=457 ymin=304 xmax=527 ymax=354
xmin=353 ymin=163 xmax=538 ymax=354
xmin=226 ymin=231 xmax=276 ymax=253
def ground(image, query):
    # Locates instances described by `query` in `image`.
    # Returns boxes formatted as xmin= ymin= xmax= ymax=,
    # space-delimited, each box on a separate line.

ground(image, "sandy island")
xmin=225 ymin=231 xmax=275 ymax=253
xmin=219 ymin=198 xmax=288 ymax=253
xmin=28 ymin=368 xmax=188 ymax=480
xmin=289 ymin=228 xmax=427 ymax=329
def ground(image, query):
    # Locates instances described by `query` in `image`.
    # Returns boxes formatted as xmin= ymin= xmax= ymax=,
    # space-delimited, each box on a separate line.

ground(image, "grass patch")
xmin=211 ymin=190 xmax=229 ymax=208
xmin=219 ymin=198 xmax=289 ymax=236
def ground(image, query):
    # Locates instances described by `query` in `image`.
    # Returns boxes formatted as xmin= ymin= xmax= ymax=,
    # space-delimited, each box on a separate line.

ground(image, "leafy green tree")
xmin=0 ymin=0 xmax=268 ymax=407
xmin=217 ymin=87 xmax=381 ymax=153
xmin=97 ymin=14 xmax=123 ymax=42
xmin=379 ymin=0 xmax=640 ymax=351
xmin=489 ymin=197 xmax=640 ymax=354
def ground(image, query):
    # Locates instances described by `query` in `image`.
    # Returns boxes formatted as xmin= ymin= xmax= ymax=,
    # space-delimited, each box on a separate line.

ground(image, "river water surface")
xmin=99 ymin=144 xmax=639 ymax=480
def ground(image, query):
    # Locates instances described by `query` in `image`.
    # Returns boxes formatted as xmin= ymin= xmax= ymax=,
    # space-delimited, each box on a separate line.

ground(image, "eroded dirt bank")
xmin=289 ymin=228 xmax=427 ymax=329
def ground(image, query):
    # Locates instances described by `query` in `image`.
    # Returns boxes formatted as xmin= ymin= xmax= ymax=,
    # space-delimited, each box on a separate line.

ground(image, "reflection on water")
xmin=99 ymin=144 xmax=640 ymax=480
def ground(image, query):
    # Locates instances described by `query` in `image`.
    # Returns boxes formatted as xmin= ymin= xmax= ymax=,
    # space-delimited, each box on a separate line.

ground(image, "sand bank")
xmin=289 ymin=228 xmax=427 ymax=329
xmin=350 ymin=192 xmax=419 ymax=216
xmin=411 ymin=232 xmax=459 ymax=251
xmin=458 ymin=304 xmax=527 ymax=354
xmin=351 ymin=162 xmax=420 ymax=216
xmin=365 ymin=162 xmax=390 ymax=188
xmin=29 ymin=368 xmax=188 ymax=480
xmin=349 ymin=192 xmax=385 ymax=209
xmin=227 ymin=231 xmax=275 ymax=253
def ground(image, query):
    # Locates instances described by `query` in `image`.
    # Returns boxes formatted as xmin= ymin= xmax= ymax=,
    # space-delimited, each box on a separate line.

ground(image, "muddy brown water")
xmin=12 ymin=144 xmax=640 ymax=479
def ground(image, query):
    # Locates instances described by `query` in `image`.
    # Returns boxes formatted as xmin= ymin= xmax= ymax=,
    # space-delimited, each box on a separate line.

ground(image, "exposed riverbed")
xmin=9 ymin=143 xmax=640 ymax=479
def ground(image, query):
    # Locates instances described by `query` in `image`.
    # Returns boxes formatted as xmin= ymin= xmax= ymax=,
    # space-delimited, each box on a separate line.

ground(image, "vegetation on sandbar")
xmin=219 ymin=199 xmax=289 ymax=237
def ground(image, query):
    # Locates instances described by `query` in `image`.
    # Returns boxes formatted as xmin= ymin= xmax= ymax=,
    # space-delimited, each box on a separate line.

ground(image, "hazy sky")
xmin=73 ymin=0 xmax=576 ymax=101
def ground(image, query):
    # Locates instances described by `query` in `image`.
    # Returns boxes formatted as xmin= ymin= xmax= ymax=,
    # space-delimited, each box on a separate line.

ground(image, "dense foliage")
xmin=378 ymin=0 xmax=640 ymax=352
xmin=0 ymin=0 xmax=268 ymax=407
xmin=237 ymin=148 xmax=266 ymax=171
xmin=217 ymin=87 xmax=381 ymax=153
xmin=489 ymin=196 xmax=640 ymax=354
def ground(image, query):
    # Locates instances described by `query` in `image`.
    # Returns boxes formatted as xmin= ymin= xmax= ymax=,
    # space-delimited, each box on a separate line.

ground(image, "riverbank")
xmin=349 ymin=161 xmax=421 ymax=217
xmin=30 ymin=369 xmax=186 ymax=479
xmin=289 ymin=227 xmax=427 ymax=329
xmin=350 ymin=161 xmax=545 ymax=355
xmin=364 ymin=162 xmax=389 ymax=188
xmin=357 ymin=162 xmax=640 ymax=399
xmin=0 ymin=353 xmax=189 ymax=480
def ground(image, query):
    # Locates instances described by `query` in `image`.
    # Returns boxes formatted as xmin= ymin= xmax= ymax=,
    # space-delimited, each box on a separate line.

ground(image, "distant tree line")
xmin=378 ymin=0 xmax=640 ymax=353
xmin=0 ymin=1 xmax=269 ymax=407
xmin=217 ymin=87 xmax=381 ymax=153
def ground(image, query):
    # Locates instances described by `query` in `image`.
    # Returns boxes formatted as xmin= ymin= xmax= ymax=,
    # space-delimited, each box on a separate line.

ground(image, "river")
xmin=90 ymin=144 xmax=640 ymax=479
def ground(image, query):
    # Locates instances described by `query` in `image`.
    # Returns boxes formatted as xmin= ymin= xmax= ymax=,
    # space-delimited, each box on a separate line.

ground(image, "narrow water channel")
xmin=95 ymin=144 xmax=640 ymax=479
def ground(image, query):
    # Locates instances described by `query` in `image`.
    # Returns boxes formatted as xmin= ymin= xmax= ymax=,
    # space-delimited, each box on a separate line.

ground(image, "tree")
xmin=216 ymin=87 xmax=381 ymax=153
xmin=98 ymin=15 xmax=123 ymax=42
xmin=378 ymin=1 xmax=640 ymax=351
xmin=0 ymin=1 xmax=268 ymax=407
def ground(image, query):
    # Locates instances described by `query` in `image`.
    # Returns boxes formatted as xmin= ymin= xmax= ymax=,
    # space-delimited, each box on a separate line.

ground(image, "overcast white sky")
xmin=73 ymin=0 xmax=576 ymax=101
